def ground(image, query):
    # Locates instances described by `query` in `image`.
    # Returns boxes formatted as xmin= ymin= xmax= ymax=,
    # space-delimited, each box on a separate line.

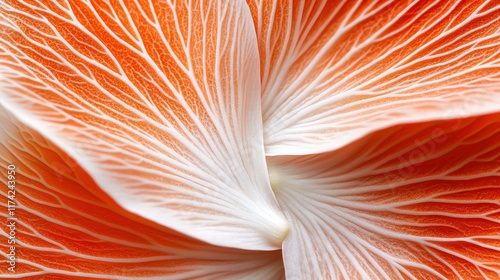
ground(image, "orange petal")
xmin=0 ymin=0 xmax=288 ymax=250
xmin=248 ymin=0 xmax=500 ymax=155
xmin=268 ymin=112 xmax=500 ymax=279
xmin=0 ymin=104 xmax=284 ymax=279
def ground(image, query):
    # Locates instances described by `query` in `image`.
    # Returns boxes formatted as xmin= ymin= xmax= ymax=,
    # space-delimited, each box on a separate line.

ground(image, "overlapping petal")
xmin=2 ymin=0 xmax=500 ymax=279
xmin=248 ymin=0 xmax=500 ymax=155
xmin=0 ymin=104 xmax=285 ymax=279
xmin=0 ymin=0 xmax=288 ymax=250
xmin=268 ymin=113 xmax=500 ymax=279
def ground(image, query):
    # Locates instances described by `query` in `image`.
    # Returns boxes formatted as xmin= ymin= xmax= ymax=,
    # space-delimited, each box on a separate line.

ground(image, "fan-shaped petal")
xmin=0 ymin=104 xmax=284 ymax=279
xmin=269 ymin=113 xmax=500 ymax=279
xmin=0 ymin=0 xmax=288 ymax=250
xmin=248 ymin=0 xmax=500 ymax=155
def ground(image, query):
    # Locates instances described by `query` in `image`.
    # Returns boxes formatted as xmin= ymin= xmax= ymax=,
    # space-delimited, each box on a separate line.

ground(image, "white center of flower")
xmin=263 ymin=164 xmax=290 ymax=244
xmin=268 ymin=166 xmax=284 ymax=193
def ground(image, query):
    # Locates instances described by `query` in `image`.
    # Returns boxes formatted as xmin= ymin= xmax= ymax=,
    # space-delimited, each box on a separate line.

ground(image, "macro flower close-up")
xmin=1 ymin=0 xmax=500 ymax=279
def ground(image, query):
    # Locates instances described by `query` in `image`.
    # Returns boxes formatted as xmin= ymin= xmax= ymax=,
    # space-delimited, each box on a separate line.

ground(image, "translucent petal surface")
xmin=0 ymin=104 xmax=285 ymax=279
xmin=269 ymin=113 xmax=500 ymax=279
xmin=248 ymin=0 xmax=500 ymax=155
xmin=0 ymin=0 xmax=288 ymax=250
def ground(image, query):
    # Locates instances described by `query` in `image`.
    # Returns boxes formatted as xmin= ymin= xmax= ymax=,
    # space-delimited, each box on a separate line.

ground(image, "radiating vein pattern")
xmin=269 ymin=113 xmax=500 ymax=279
xmin=0 ymin=105 xmax=285 ymax=279
xmin=0 ymin=0 xmax=288 ymax=250
xmin=248 ymin=0 xmax=500 ymax=155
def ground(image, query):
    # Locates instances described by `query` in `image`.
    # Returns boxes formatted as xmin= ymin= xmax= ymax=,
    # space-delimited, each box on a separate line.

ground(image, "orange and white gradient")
xmin=1 ymin=0 xmax=499 ymax=279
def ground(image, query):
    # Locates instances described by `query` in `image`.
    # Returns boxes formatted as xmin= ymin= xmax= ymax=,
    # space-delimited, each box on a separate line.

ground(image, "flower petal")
xmin=0 ymin=0 xmax=288 ymax=250
xmin=268 ymin=113 xmax=500 ymax=279
xmin=0 ymin=104 xmax=284 ymax=279
xmin=248 ymin=0 xmax=500 ymax=155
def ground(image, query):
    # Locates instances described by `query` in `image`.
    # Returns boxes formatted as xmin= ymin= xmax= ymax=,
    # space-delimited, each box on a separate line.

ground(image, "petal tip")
xmin=266 ymin=215 xmax=290 ymax=247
